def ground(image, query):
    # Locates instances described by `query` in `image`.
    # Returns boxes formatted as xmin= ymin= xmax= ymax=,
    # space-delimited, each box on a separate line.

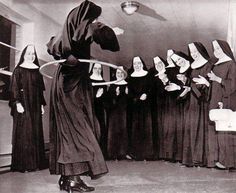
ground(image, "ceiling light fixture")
xmin=121 ymin=1 xmax=140 ymax=15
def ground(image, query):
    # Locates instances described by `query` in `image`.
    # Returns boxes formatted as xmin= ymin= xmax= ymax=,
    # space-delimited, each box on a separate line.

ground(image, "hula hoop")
xmin=39 ymin=59 xmax=127 ymax=86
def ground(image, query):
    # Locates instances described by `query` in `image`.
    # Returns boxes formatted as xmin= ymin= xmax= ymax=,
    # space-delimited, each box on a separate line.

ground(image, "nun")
xmin=170 ymin=52 xmax=191 ymax=162
xmin=106 ymin=66 xmax=129 ymax=160
xmin=9 ymin=45 xmax=47 ymax=173
xmin=150 ymin=56 xmax=169 ymax=159
xmin=46 ymin=1 xmax=120 ymax=192
xmin=159 ymin=49 xmax=181 ymax=161
xmin=207 ymin=40 xmax=236 ymax=169
xmin=166 ymin=49 xmax=176 ymax=68
xmin=127 ymin=56 xmax=154 ymax=161
xmin=182 ymin=42 xmax=212 ymax=167
xmin=90 ymin=62 xmax=108 ymax=158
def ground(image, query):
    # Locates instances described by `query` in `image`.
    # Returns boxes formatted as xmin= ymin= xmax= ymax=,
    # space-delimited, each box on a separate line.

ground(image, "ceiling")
xmin=15 ymin=0 xmax=230 ymax=68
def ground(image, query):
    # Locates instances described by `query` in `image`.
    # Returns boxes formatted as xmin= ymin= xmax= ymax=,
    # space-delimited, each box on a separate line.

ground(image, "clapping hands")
xmin=179 ymin=86 xmax=191 ymax=97
xmin=140 ymin=93 xmax=147 ymax=100
xmin=207 ymin=71 xmax=222 ymax=83
xmin=116 ymin=87 xmax=120 ymax=96
xmin=177 ymin=74 xmax=187 ymax=84
xmin=96 ymin=88 xmax=104 ymax=98
xmin=192 ymin=75 xmax=210 ymax=87
xmin=125 ymin=87 xmax=128 ymax=94
xmin=165 ymin=82 xmax=181 ymax=91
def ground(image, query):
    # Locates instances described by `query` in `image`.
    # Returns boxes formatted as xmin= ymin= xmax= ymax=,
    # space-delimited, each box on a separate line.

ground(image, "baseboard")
xmin=0 ymin=153 xmax=11 ymax=167
xmin=0 ymin=166 xmax=10 ymax=174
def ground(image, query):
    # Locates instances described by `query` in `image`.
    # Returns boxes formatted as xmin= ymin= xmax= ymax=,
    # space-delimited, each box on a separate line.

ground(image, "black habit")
xmin=47 ymin=0 xmax=119 ymax=177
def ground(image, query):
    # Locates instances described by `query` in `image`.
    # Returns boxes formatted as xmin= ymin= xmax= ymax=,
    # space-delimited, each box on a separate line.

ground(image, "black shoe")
xmin=58 ymin=176 xmax=70 ymax=191
xmin=63 ymin=179 xmax=95 ymax=192
xmin=58 ymin=176 xmax=65 ymax=190
xmin=59 ymin=175 xmax=95 ymax=192
xmin=74 ymin=180 xmax=95 ymax=192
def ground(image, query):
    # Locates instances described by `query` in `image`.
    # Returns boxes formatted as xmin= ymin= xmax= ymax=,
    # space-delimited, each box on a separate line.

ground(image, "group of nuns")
xmin=89 ymin=39 xmax=236 ymax=170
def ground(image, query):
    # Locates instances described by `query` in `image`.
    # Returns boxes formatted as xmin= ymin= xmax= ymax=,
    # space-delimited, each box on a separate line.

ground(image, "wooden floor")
xmin=1 ymin=160 xmax=236 ymax=193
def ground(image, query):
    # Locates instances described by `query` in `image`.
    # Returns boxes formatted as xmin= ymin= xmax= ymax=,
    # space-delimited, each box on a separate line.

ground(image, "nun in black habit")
xmin=127 ymin=56 xmax=154 ymax=161
xmin=149 ymin=56 xmax=169 ymax=159
xmin=182 ymin=42 xmax=211 ymax=167
xmin=106 ymin=66 xmax=129 ymax=160
xmin=46 ymin=1 xmax=119 ymax=192
xmin=9 ymin=45 xmax=46 ymax=173
xmin=90 ymin=62 xmax=108 ymax=158
xmin=169 ymin=52 xmax=191 ymax=162
xmin=160 ymin=49 xmax=181 ymax=161
xmin=207 ymin=40 xmax=236 ymax=169
xmin=159 ymin=50 xmax=186 ymax=162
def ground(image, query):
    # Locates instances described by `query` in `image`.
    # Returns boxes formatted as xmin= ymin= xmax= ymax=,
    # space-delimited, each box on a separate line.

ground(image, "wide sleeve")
xmin=221 ymin=61 xmax=236 ymax=98
xmin=9 ymin=68 xmax=22 ymax=112
xmin=127 ymin=80 xmax=139 ymax=102
xmin=145 ymin=72 xmax=153 ymax=96
xmin=39 ymin=74 xmax=47 ymax=106
xmin=191 ymin=68 xmax=209 ymax=101
xmin=92 ymin=22 xmax=120 ymax=52
xmin=104 ymin=85 xmax=117 ymax=110
xmin=191 ymin=83 xmax=202 ymax=99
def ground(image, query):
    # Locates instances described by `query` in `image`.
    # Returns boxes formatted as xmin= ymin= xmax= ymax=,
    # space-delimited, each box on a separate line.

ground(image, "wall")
xmin=0 ymin=0 xmax=62 ymax=144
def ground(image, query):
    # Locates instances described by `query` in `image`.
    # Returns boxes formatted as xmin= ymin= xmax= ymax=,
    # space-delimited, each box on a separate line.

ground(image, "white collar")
xmin=155 ymin=70 xmax=166 ymax=77
xmin=191 ymin=57 xmax=208 ymax=69
xmin=19 ymin=62 xmax=39 ymax=69
xmin=179 ymin=63 xmax=190 ymax=73
xmin=158 ymin=73 xmax=167 ymax=79
xmin=166 ymin=65 xmax=175 ymax=68
xmin=166 ymin=60 xmax=175 ymax=68
xmin=131 ymin=70 xmax=148 ymax=77
xmin=215 ymin=55 xmax=232 ymax=65
xmin=90 ymin=74 xmax=103 ymax=81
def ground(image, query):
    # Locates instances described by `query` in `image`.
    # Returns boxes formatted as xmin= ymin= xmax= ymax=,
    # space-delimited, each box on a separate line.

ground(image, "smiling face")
xmin=133 ymin=60 xmax=143 ymax=72
xmin=92 ymin=63 xmax=102 ymax=76
xmin=213 ymin=40 xmax=225 ymax=59
xmin=23 ymin=45 xmax=36 ymax=63
xmin=116 ymin=68 xmax=125 ymax=80
xmin=189 ymin=43 xmax=200 ymax=61
xmin=171 ymin=54 xmax=186 ymax=67
xmin=154 ymin=57 xmax=165 ymax=72
xmin=166 ymin=49 xmax=175 ymax=65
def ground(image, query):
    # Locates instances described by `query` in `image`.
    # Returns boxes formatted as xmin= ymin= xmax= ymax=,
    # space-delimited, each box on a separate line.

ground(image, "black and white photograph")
xmin=0 ymin=0 xmax=236 ymax=193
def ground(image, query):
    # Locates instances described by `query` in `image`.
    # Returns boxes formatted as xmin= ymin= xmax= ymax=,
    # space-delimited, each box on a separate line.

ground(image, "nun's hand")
xmin=177 ymin=74 xmax=187 ymax=84
xmin=161 ymin=78 xmax=169 ymax=85
xmin=207 ymin=71 xmax=222 ymax=83
xmin=116 ymin=86 xmax=120 ymax=96
xmin=179 ymin=86 xmax=191 ymax=97
xmin=165 ymin=83 xmax=181 ymax=91
xmin=96 ymin=88 xmax=104 ymax=98
xmin=112 ymin=27 xmax=124 ymax=35
xmin=41 ymin=105 xmax=45 ymax=115
xmin=16 ymin=103 xmax=24 ymax=113
xmin=192 ymin=75 xmax=210 ymax=87
xmin=125 ymin=87 xmax=128 ymax=94
xmin=140 ymin=93 xmax=147 ymax=100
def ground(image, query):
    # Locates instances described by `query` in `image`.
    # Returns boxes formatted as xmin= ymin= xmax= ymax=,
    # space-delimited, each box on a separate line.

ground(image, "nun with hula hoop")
xmin=42 ymin=1 xmax=123 ymax=192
